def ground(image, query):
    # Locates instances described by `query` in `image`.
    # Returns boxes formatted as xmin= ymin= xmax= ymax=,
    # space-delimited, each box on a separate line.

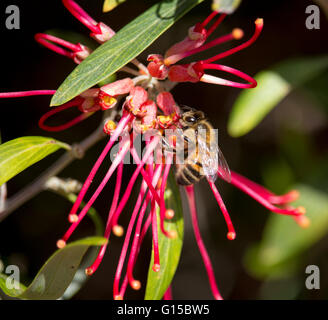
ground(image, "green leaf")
xmin=46 ymin=190 xmax=105 ymax=299
xmin=0 ymin=273 xmax=27 ymax=297
xmin=145 ymin=173 xmax=184 ymax=300
xmin=244 ymin=184 xmax=328 ymax=279
xmin=51 ymin=0 xmax=205 ymax=106
xmin=302 ymin=71 xmax=328 ymax=114
xmin=0 ymin=136 xmax=70 ymax=186
xmin=0 ymin=237 xmax=107 ymax=299
xmin=103 ymin=0 xmax=127 ymax=12
xmin=228 ymin=55 xmax=328 ymax=137
xmin=212 ymin=0 xmax=242 ymax=13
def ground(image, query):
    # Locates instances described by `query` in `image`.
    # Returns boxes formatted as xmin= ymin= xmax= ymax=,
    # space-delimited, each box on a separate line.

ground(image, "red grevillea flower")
xmin=0 ymin=1 xmax=309 ymax=300
xmin=147 ymin=11 xmax=263 ymax=89
xmin=35 ymin=0 xmax=115 ymax=64
xmin=53 ymin=91 xmax=307 ymax=301
xmin=35 ymin=33 xmax=92 ymax=64
xmin=62 ymin=0 xmax=115 ymax=43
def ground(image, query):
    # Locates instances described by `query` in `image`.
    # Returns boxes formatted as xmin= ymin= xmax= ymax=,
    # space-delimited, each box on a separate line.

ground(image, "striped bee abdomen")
xmin=176 ymin=160 xmax=203 ymax=186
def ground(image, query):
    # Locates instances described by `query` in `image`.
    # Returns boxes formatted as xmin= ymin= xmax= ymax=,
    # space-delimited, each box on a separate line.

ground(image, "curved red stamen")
xmin=130 ymin=148 xmax=162 ymax=205
xmin=196 ymin=11 xmax=219 ymax=31
xmin=185 ymin=185 xmax=223 ymax=300
xmin=62 ymin=0 xmax=101 ymax=34
xmin=68 ymin=113 xmax=133 ymax=221
xmin=165 ymin=33 xmax=237 ymax=66
xmin=159 ymin=152 xmax=173 ymax=237
xmin=113 ymin=182 xmax=148 ymax=296
xmin=35 ymin=33 xmax=80 ymax=58
xmin=201 ymin=63 xmax=257 ymax=89
xmin=38 ymin=97 xmax=92 ymax=132
xmin=114 ymin=160 xmax=162 ymax=296
xmin=231 ymin=171 xmax=299 ymax=205
xmin=110 ymin=136 xmax=161 ymax=232
xmin=108 ymin=169 xmax=125 ymax=233
xmin=126 ymin=164 xmax=163 ymax=288
xmin=108 ymin=160 xmax=124 ymax=229
xmin=206 ymin=14 xmax=227 ymax=37
xmin=119 ymin=209 xmax=153 ymax=299
xmin=207 ymin=179 xmax=236 ymax=240
xmin=85 ymin=161 xmax=124 ymax=275
xmin=204 ymin=18 xmax=263 ymax=64
xmin=0 ymin=90 xmax=56 ymax=98
xmin=229 ymin=173 xmax=305 ymax=216
xmin=61 ymin=136 xmax=132 ymax=243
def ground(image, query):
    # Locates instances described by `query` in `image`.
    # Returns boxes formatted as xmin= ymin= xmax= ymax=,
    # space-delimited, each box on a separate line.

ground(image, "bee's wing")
xmin=217 ymin=145 xmax=231 ymax=183
xmin=198 ymin=135 xmax=231 ymax=183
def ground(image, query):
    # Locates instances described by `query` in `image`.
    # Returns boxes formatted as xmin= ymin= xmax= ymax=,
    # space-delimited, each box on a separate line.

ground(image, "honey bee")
xmin=167 ymin=107 xmax=231 ymax=186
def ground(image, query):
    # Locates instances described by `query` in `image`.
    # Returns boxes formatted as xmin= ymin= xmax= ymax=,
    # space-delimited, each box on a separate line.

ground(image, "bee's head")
xmin=179 ymin=106 xmax=206 ymax=127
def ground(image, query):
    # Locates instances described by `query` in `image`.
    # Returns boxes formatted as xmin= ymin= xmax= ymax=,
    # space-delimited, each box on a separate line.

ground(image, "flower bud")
xmin=91 ymin=22 xmax=115 ymax=43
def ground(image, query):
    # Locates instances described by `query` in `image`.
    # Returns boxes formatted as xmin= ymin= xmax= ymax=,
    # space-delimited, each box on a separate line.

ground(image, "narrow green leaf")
xmin=103 ymin=0 xmax=127 ymax=12
xmin=0 ymin=136 xmax=70 ymax=186
xmin=0 ymin=237 xmax=107 ymax=299
xmin=145 ymin=173 xmax=184 ymax=300
xmin=244 ymin=185 xmax=328 ymax=279
xmin=212 ymin=0 xmax=242 ymax=13
xmin=51 ymin=0 xmax=205 ymax=106
xmin=0 ymin=273 xmax=27 ymax=297
xmin=47 ymin=190 xmax=105 ymax=299
xmin=228 ymin=56 xmax=328 ymax=137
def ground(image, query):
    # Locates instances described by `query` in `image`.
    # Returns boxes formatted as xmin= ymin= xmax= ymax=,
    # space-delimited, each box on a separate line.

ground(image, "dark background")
xmin=0 ymin=0 xmax=327 ymax=300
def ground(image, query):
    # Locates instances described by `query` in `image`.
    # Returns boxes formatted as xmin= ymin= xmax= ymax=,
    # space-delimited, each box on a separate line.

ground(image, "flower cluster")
xmin=0 ymin=1 xmax=309 ymax=300
xmin=147 ymin=11 xmax=263 ymax=88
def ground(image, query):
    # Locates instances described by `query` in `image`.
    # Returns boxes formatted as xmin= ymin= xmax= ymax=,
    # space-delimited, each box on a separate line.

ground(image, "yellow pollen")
xmin=232 ymin=28 xmax=244 ymax=40
xmin=255 ymin=18 xmax=264 ymax=26
xmin=131 ymin=280 xmax=141 ymax=290
xmin=68 ymin=214 xmax=78 ymax=223
xmin=288 ymin=190 xmax=300 ymax=201
xmin=158 ymin=115 xmax=172 ymax=125
xmin=296 ymin=206 xmax=306 ymax=215
xmin=296 ymin=216 xmax=311 ymax=229
xmin=140 ymin=124 xmax=154 ymax=133
xmin=102 ymin=95 xmax=117 ymax=107
xmin=168 ymin=230 xmax=177 ymax=239
xmin=85 ymin=267 xmax=94 ymax=276
xmin=129 ymin=98 xmax=135 ymax=108
xmin=165 ymin=209 xmax=175 ymax=219
xmin=104 ymin=120 xmax=117 ymax=135
xmin=56 ymin=239 xmax=66 ymax=249
xmin=113 ymin=225 xmax=124 ymax=237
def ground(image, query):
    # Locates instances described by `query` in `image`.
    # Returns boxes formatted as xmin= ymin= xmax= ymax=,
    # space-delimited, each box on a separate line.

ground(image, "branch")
xmin=0 ymin=109 xmax=117 ymax=222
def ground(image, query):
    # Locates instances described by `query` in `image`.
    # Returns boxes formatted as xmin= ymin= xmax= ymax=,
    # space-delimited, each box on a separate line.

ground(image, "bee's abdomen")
xmin=176 ymin=161 xmax=203 ymax=186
